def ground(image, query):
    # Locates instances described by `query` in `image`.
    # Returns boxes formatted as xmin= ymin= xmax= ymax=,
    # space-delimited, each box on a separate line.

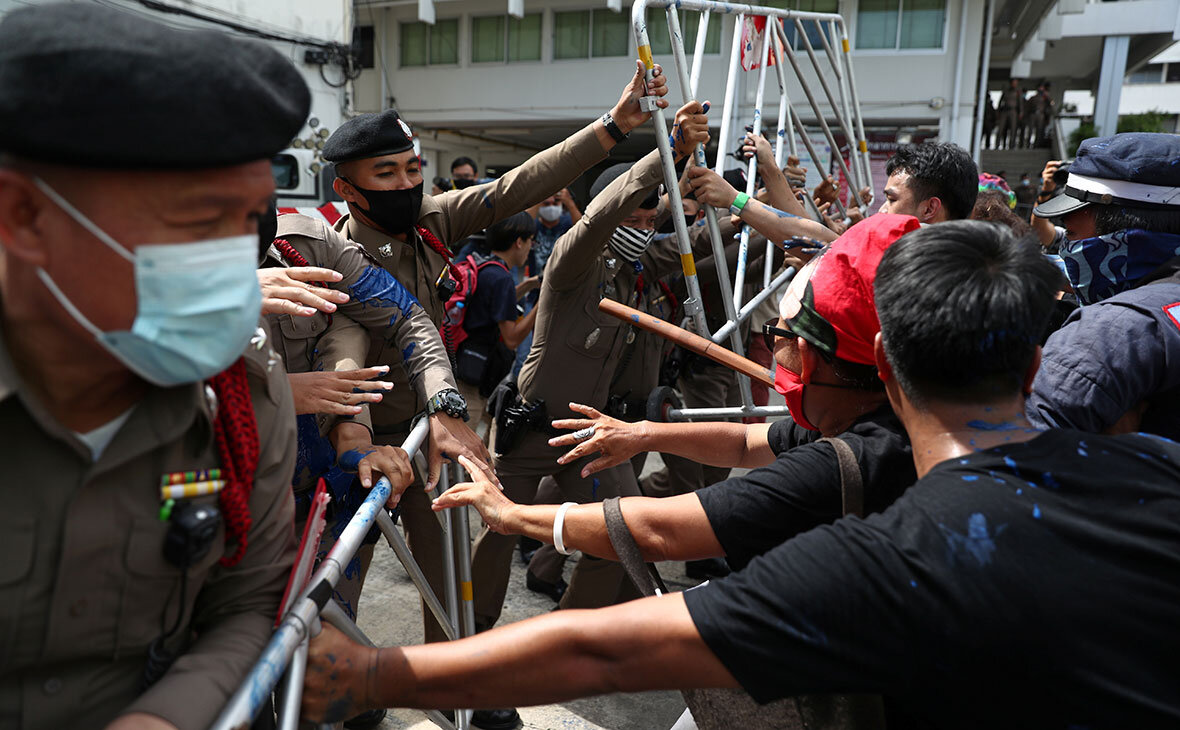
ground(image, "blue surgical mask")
xmin=34 ymin=178 xmax=262 ymax=386
xmin=1059 ymin=228 xmax=1180 ymax=305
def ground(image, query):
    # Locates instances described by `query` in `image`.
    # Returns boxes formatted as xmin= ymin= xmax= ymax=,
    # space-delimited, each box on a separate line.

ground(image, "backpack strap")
xmin=819 ymin=436 xmax=863 ymax=518
xmin=602 ymin=497 xmax=668 ymax=597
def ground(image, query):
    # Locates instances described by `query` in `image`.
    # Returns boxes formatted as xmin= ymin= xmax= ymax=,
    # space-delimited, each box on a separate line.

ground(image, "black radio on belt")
xmin=495 ymin=397 xmax=549 ymax=455
xmin=437 ymin=276 xmax=457 ymax=303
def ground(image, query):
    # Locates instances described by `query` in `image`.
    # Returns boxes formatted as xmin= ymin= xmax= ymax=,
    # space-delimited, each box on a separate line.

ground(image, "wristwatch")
xmin=426 ymin=388 xmax=469 ymax=421
xmin=601 ymin=112 xmax=629 ymax=144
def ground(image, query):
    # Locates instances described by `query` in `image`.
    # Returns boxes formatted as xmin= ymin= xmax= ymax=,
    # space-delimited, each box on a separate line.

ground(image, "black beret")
xmin=322 ymin=110 xmax=416 ymax=164
xmin=0 ymin=3 xmax=310 ymax=169
xmin=589 ymin=162 xmax=660 ymax=209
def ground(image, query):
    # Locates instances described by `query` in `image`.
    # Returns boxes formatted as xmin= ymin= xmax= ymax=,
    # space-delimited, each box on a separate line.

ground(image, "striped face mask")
xmin=608 ymin=225 xmax=655 ymax=262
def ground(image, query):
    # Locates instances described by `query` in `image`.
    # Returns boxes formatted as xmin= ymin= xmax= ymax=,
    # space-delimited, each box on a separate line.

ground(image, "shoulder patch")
xmin=276 ymin=212 xmax=332 ymax=242
xmin=1164 ymin=302 xmax=1180 ymax=332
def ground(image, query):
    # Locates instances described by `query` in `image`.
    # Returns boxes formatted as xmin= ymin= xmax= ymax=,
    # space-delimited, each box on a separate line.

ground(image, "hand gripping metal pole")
xmin=210 ymin=418 xmax=431 ymax=730
xmin=634 ymin=12 xmax=709 ymax=337
xmin=661 ymin=4 xmax=754 ymax=408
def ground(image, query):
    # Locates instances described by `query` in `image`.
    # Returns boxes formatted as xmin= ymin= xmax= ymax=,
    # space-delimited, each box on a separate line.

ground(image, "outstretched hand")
xmin=548 ymin=403 xmax=645 ymax=478
xmin=433 ymin=454 xmax=517 ymax=534
xmin=258 ymin=266 xmax=348 ymax=317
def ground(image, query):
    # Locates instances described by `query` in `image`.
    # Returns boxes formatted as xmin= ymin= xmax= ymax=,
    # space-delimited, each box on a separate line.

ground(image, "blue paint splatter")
xmin=961 ymin=475 xmax=979 ymax=482
xmin=967 ymin=419 xmax=1021 ymax=431
xmin=338 ymin=448 xmax=376 ymax=472
xmin=1032 ymin=504 xmax=1042 ymax=520
xmin=1042 ymin=471 xmax=1061 ymax=489
xmin=402 ymin=341 xmax=417 ymax=361
xmin=348 ymin=266 xmax=421 ymax=327
xmin=1003 ymin=455 xmax=1018 ymax=470
xmin=939 ymin=513 xmax=1006 ymax=568
xmin=1015 ymin=488 xmax=1022 ymax=496
xmin=909 ymin=580 xmax=918 ymax=588
xmin=592 ymin=478 xmax=600 ymax=500
xmin=631 ymin=314 xmax=640 ymax=322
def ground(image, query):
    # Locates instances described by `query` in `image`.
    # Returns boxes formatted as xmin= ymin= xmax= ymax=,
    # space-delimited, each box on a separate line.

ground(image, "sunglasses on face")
xmin=761 ymin=320 xmax=796 ymax=351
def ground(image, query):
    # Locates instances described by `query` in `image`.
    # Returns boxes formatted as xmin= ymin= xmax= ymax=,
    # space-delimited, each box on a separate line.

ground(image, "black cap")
xmin=323 ymin=109 xmax=416 ymax=164
xmin=589 ymin=162 xmax=659 ymax=209
xmin=1034 ymin=133 xmax=1180 ymax=218
xmin=0 ymin=3 xmax=310 ymax=169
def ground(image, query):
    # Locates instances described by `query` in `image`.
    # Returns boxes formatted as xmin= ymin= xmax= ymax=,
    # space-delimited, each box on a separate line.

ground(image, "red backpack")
xmin=440 ymin=253 xmax=511 ymax=354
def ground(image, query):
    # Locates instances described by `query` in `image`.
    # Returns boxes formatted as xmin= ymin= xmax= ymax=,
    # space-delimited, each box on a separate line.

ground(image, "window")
xmin=554 ymin=9 xmax=630 ymax=59
xmin=400 ymin=18 xmax=458 ymax=67
xmin=762 ymin=0 xmax=839 ymax=52
xmin=646 ymin=8 xmax=721 ymax=56
xmin=1167 ymin=63 xmax=1180 ymax=84
xmin=1127 ymin=63 xmax=1165 ymax=85
xmin=472 ymin=13 xmax=542 ymax=63
xmin=857 ymin=0 xmax=945 ymax=50
xmin=353 ymin=25 xmax=375 ymax=69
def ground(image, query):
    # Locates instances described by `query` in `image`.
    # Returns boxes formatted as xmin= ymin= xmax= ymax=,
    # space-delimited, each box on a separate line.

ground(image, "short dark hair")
xmin=875 ymin=221 xmax=1063 ymax=405
xmin=971 ymin=190 xmax=1030 ymax=236
xmin=486 ymin=211 xmax=534 ymax=252
xmin=451 ymin=156 xmax=477 ymax=173
xmin=1094 ymin=205 xmax=1180 ymax=236
xmin=885 ymin=142 xmax=978 ymax=221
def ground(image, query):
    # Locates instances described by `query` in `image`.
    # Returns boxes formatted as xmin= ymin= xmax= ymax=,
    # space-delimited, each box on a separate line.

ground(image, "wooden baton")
xmin=598 ymin=298 xmax=776 ymax=387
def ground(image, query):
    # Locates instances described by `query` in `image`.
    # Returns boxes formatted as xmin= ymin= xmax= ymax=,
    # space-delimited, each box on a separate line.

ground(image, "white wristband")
xmin=554 ymin=502 xmax=577 ymax=556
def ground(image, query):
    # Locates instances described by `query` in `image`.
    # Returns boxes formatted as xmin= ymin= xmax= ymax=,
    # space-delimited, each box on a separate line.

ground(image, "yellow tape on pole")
xmin=680 ymin=253 xmax=697 ymax=276
xmin=460 ymin=581 xmax=473 ymax=601
xmin=859 ymin=140 xmax=868 ymax=153
xmin=638 ymin=44 xmax=654 ymax=69
xmin=842 ymin=38 xmax=850 ymax=53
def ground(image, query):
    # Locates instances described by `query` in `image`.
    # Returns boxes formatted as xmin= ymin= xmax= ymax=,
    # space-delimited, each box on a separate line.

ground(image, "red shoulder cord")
xmin=415 ymin=226 xmax=461 ymax=281
xmin=208 ymin=358 xmax=260 ymax=567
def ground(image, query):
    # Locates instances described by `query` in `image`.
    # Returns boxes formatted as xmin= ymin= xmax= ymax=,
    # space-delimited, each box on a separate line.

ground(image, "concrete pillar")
xmin=1094 ymin=35 xmax=1130 ymax=137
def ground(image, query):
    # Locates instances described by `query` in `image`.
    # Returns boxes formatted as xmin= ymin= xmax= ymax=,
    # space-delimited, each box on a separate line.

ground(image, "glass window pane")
xmin=1166 ymin=63 xmax=1180 ymax=84
xmin=430 ymin=18 xmax=459 ymax=64
xmin=592 ymin=8 xmax=629 ymax=57
xmin=681 ymin=11 xmax=722 ymax=54
xmin=472 ymin=16 xmax=505 ymax=63
xmin=857 ymin=0 xmax=899 ymax=49
xmin=900 ymin=0 xmax=945 ymax=49
xmin=400 ymin=22 xmax=428 ymax=67
xmin=508 ymin=13 xmax=542 ymax=62
xmin=646 ymin=8 xmax=672 ymax=56
xmin=554 ymin=10 xmax=590 ymax=59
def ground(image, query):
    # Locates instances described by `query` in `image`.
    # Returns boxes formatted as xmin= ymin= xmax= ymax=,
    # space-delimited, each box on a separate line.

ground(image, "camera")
xmin=1052 ymin=161 xmax=1071 ymax=188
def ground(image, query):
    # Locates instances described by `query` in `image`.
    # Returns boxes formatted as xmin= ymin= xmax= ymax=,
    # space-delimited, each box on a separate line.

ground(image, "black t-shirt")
xmin=686 ymin=430 xmax=1180 ymax=728
xmin=462 ymin=257 xmax=517 ymax=348
xmin=696 ymin=407 xmax=915 ymax=570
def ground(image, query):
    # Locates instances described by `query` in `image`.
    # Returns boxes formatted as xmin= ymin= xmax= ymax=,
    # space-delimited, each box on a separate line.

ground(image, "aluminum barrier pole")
xmin=714 ymin=13 xmax=744 ymax=178
xmin=711 ymin=265 xmax=795 ymax=343
xmin=450 ymin=463 xmax=477 ymax=639
xmin=792 ymin=18 xmax=864 ymax=201
xmin=210 ymin=418 xmax=431 ymax=730
xmin=768 ymin=29 xmax=826 ymax=226
xmin=662 ymin=4 xmax=755 ymax=409
xmin=438 ymin=466 xmax=460 ymax=640
xmin=275 ymin=639 xmax=308 ymax=730
xmin=821 ymin=19 xmax=865 ymax=202
xmin=773 ymin=21 xmax=850 ymax=219
xmin=835 ymin=19 xmax=872 ymax=207
xmin=766 ymin=26 xmax=791 ymax=290
xmin=688 ymin=11 xmax=710 ymax=98
xmin=633 ymin=2 xmax=709 ymax=337
xmin=731 ymin=20 xmax=772 ymax=315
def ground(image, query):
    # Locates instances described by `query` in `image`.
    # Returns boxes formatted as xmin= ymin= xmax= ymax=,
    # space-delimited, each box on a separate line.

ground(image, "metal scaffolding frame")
xmin=210 ymin=417 xmax=478 ymax=730
xmin=630 ymin=0 xmax=870 ymax=421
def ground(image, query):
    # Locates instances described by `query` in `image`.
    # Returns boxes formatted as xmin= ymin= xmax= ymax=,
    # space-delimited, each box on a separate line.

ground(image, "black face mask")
xmin=345 ymin=178 xmax=424 ymax=235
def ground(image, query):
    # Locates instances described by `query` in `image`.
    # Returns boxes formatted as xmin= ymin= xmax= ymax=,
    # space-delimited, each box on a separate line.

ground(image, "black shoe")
xmin=343 ymin=708 xmax=386 ymax=729
xmin=441 ymin=709 xmax=521 ymax=730
xmin=685 ymin=557 xmax=730 ymax=580
xmin=472 ymin=709 xmax=521 ymax=730
xmin=518 ymin=536 xmax=541 ymax=565
xmin=525 ymin=570 xmax=567 ymax=602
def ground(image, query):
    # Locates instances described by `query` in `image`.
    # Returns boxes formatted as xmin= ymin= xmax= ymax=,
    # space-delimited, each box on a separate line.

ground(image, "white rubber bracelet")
xmin=554 ymin=502 xmax=577 ymax=556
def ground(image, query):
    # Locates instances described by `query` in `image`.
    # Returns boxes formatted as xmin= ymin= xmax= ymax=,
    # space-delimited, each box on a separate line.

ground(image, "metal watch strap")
xmin=601 ymin=112 xmax=628 ymax=143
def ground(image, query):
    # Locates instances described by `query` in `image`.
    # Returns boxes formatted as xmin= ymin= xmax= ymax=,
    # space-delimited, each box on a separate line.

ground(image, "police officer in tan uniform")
xmin=0 ymin=5 xmax=304 ymax=728
xmin=317 ymin=62 xmax=678 ymax=674
xmin=468 ymin=102 xmax=711 ymax=640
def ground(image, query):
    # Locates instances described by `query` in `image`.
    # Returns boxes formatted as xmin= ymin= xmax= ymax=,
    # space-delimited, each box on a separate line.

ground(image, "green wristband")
xmin=729 ymin=192 xmax=751 ymax=216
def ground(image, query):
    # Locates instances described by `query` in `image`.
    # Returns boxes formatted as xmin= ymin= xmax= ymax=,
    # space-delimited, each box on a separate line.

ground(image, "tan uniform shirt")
xmin=265 ymin=213 xmax=456 ymax=436
xmin=517 ymin=149 xmax=713 ymax=423
xmin=324 ymin=125 xmax=609 ymax=431
xmin=0 ymin=319 xmax=296 ymax=730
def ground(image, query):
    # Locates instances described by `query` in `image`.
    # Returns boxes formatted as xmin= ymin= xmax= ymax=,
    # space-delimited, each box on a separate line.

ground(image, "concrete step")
xmin=979 ymin=148 xmax=1055 ymax=182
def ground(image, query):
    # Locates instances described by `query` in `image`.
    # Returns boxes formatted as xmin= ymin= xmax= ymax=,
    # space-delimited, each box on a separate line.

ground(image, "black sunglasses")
xmin=761 ymin=320 xmax=796 ymax=350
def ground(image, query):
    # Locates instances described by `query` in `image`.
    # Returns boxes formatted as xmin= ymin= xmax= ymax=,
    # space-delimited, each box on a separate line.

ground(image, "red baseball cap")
xmin=780 ymin=213 xmax=920 ymax=365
